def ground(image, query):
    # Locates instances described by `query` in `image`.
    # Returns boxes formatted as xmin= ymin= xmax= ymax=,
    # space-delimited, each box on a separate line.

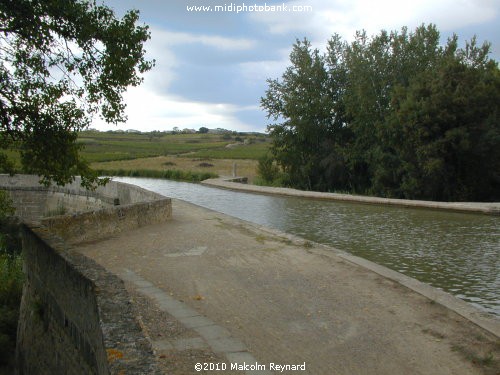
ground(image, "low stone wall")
xmin=0 ymin=174 xmax=169 ymax=222
xmin=1 ymin=174 xmax=172 ymax=244
xmin=41 ymin=197 xmax=171 ymax=245
xmin=0 ymin=175 xmax=170 ymax=374
xmin=1 ymin=175 xmax=110 ymax=221
xmin=16 ymin=225 xmax=161 ymax=375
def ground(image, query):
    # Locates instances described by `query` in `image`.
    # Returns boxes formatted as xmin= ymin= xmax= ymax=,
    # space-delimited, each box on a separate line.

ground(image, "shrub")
xmin=0 ymin=190 xmax=23 ymax=368
xmin=97 ymin=168 xmax=218 ymax=182
xmin=257 ymin=155 xmax=281 ymax=184
xmin=0 ymin=253 xmax=24 ymax=367
xmin=0 ymin=191 xmax=14 ymax=221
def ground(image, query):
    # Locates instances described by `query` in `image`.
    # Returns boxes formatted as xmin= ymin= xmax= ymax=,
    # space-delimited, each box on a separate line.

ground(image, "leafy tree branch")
xmin=0 ymin=0 xmax=154 ymax=188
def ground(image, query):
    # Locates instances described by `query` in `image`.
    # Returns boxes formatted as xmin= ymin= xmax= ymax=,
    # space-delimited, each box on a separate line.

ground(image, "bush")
xmin=198 ymin=163 xmax=214 ymax=168
xmin=257 ymin=155 xmax=283 ymax=185
xmin=0 ymin=191 xmax=14 ymax=221
xmin=0 ymin=192 xmax=23 ymax=368
xmin=96 ymin=168 xmax=218 ymax=182
xmin=0 ymin=253 xmax=24 ymax=367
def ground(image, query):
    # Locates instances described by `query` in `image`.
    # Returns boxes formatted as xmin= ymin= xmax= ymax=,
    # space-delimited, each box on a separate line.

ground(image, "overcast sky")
xmin=93 ymin=0 xmax=500 ymax=133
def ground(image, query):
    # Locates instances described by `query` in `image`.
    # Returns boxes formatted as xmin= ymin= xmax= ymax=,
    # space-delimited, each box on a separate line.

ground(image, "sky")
xmin=93 ymin=0 xmax=500 ymax=133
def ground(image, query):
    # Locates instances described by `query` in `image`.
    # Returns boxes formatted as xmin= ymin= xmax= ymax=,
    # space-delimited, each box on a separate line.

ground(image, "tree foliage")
xmin=261 ymin=25 xmax=500 ymax=201
xmin=0 ymin=0 xmax=153 ymax=187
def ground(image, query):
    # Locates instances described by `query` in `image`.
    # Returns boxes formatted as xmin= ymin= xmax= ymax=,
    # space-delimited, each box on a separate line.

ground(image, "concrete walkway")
xmin=76 ymin=199 xmax=500 ymax=375
xmin=202 ymin=178 xmax=500 ymax=215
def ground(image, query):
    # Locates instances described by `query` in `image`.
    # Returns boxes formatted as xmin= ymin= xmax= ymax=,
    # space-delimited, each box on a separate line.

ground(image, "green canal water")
xmin=115 ymin=177 xmax=500 ymax=316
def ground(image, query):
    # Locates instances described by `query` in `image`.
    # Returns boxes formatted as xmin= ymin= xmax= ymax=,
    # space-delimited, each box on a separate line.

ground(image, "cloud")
xmin=135 ymin=25 xmax=257 ymax=95
xmin=95 ymin=0 xmax=499 ymax=134
xmin=92 ymin=85 xmax=257 ymax=132
xmin=152 ymin=28 xmax=256 ymax=50
xmin=250 ymin=0 xmax=499 ymax=43
xmin=238 ymin=48 xmax=292 ymax=83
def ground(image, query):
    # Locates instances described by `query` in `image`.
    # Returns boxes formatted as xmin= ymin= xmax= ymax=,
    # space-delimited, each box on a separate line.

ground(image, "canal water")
xmin=114 ymin=177 xmax=500 ymax=316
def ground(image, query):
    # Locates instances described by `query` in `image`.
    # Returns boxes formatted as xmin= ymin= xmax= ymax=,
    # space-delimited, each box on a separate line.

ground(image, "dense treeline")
xmin=261 ymin=25 xmax=500 ymax=201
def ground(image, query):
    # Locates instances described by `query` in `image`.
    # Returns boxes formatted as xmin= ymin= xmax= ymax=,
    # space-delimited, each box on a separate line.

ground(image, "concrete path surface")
xmin=76 ymin=199 xmax=500 ymax=375
xmin=202 ymin=178 xmax=500 ymax=215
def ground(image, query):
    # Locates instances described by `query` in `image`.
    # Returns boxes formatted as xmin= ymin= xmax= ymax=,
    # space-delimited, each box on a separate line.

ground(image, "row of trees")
xmin=261 ymin=25 xmax=500 ymax=201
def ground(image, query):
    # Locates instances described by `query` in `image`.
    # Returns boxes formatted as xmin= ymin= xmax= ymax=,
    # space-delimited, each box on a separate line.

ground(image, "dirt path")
xmin=76 ymin=199 xmax=499 ymax=375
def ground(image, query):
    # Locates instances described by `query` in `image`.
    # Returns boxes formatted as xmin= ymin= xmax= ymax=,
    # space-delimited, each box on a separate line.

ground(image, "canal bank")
xmin=113 ymin=176 xmax=500 ymax=317
xmin=201 ymin=178 xmax=500 ymax=215
xmin=76 ymin=198 xmax=500 ymax=374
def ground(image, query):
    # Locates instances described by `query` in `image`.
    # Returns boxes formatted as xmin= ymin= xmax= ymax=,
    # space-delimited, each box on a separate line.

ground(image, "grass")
xmin=303 ymin=241 xmax=314 ymax=249
xmin=93 ymin=155 xmax=261 ymax=182
xmin=187 ymin=141 xmax=270 ymax=160
xmin=96 ymin=168 xmax=218 ymax=182
xmin=451 ymin=344 xmax=498 ymax=373
xmin=79 ymin=131 xmax=269 ymax=163
xmin=2 ymin=130 xmax=270 ymax=182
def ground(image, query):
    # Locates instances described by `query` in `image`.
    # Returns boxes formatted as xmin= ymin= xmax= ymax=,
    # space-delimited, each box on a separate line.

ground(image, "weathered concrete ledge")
xmin=202 ymin=178 xmax=500 ymax=215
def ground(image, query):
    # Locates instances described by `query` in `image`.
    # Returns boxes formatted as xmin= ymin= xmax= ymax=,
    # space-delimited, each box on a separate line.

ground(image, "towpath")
xmin=76 ymin=199 xmax=500 ymax=375
xmin=201 ymin=178 xmax=500 ymax=215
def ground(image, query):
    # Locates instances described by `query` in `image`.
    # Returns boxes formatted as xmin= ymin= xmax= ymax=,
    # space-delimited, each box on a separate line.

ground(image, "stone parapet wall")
xmin=16 ymin=225 xmax=161 ymax=375
xmin=42 ymin=198 xmax=171 ymax=245
xmin=0 ymin=174 xmax=168 ymax=221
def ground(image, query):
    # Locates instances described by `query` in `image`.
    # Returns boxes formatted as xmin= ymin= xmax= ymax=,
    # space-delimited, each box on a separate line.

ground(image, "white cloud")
xmin=239 ymin=48 xmax=292 ymax=83
xmin=152 ymin=28 xmax=256 ymax=50
xmin=250 ymin=0 xmax=499 ymax=43
xmin=91 ymin=25 xmax=262 ymax=133
xmin=140 ymin=26 xmax=257 ymax=94
xmin=92 ymin=85 xmax=256 ymax=132
xmin=91 ymin=1 xmax=499 ymax=134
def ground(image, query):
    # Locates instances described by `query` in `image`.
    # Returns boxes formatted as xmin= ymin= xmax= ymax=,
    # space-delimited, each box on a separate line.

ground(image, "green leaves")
xmin=0 ymin=0 xmax=153 ymax=187
xmin=262 ymin=25 xmax=500 ymax=201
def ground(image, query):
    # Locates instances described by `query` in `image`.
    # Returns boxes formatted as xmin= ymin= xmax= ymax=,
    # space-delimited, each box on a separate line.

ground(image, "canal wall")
xmin=0 ymin=175 xmax=170 ymax=374
xmin=202 ymin=178 xmax=500 ymax=215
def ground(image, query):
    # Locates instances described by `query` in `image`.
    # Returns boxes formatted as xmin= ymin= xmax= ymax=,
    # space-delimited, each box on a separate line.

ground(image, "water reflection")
xmin=115 ymin=177 xmax=500 ymax=316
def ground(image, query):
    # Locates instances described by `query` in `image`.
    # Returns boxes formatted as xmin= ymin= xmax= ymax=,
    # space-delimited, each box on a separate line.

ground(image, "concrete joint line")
xmin=122 ymin=269 xmax=271 ymax=374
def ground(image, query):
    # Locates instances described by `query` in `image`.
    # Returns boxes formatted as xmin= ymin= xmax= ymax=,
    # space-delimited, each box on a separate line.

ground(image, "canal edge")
xmin=249 ymin=222 xmax=500 ymax=339
xmin=169 ymin=197 xmax=499 ymax=339
xmin=201 ymin=178 xmax=500 ymax=216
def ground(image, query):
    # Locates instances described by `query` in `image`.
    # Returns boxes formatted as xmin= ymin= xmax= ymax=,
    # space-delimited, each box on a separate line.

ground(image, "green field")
xmin=78 ymin=131 xmax=270 ymax=163
xmin=1 ymin=130 xmax=270 ymax=182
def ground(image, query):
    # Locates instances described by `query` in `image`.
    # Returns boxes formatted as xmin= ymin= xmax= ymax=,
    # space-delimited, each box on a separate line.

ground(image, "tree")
xmin=0 ymin=0 xmax=153 ymax=187
xmin=386 ymin=38 xmax=500 ymax=200
xmin=261 ymin=38 xmax=333 ymax=190
xmin=198 ymin=126 xmax=209 ymax=134
xmin=262 ymin=25 xmax=500 ymax=201
xmin=343 ymin=25 xmax=444 ymax=195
